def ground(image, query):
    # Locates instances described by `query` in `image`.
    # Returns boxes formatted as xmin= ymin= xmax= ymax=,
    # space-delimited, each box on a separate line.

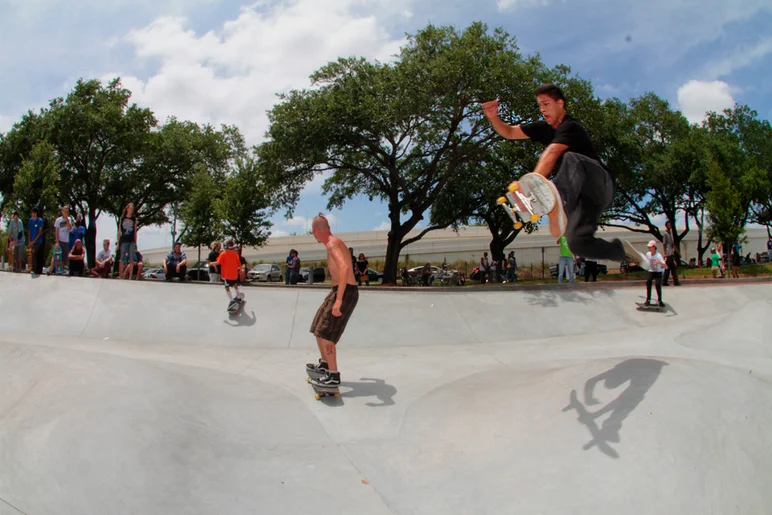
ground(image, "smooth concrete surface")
xmin=1 ymin=273 xmax=771 ymax=514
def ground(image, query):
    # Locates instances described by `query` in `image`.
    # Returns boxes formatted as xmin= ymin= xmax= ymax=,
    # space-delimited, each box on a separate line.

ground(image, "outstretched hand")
xmin=481 ymin=99 xmax=499 ymax=119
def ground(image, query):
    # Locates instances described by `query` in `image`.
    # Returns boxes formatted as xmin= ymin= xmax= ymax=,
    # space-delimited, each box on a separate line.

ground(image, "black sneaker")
xmin=658 ymin=301 xmax=666 ymax=308
xmin=312 ymin=372 xmax=341 ymax=388
xmin=644 ymin=300 xmax=651 ymax=306
xmin=306 ymin=359 xmax=329 ymax=373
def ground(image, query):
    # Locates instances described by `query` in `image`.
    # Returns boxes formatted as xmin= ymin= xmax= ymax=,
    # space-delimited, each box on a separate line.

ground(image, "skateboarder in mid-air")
xmin=481 ymin=84 xmax=642 ymax=265
xmin=306 ymin=213 xmax=359 ymax=388
xmin=217 ymin=239 xmax=244 ymax=311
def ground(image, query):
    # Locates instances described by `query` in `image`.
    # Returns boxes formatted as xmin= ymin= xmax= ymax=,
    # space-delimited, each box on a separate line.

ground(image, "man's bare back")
xmin=326 ymin=235 xmax=357 ymax=287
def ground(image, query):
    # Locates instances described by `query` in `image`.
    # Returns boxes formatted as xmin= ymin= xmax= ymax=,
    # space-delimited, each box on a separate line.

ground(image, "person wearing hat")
xmin=216 ymin=239 xmax=245 ymax=310
xmin=643 ymin=240 xmax=668 ymax=307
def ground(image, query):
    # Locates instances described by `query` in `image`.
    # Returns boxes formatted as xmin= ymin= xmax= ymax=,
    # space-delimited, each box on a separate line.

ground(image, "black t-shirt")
xmin=521 ymin=114 xmax=601 ymax=164
xmin=208 ymin=250 xmax=221 ymax=273
xmin=119 ymin=216 xmax=137 ymax=244
xmin=357 ymin=260 xmax=368 ymax=274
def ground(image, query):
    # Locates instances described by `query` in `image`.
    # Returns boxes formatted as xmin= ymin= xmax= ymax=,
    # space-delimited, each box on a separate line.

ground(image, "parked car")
xmin=248 ymin=263 xmax=282 ymax=282
xmin=620 ymin=259 xmax=645 ymax=273
xmin=361 ymin=268 xmax=383 ymax=284
xmin=300 ymin=267 xmax=327 ymax=283
xmin=186 ymin=260 xmax=210 ymax=282
xmin=142 ymin=267 xmax=165 ymax=281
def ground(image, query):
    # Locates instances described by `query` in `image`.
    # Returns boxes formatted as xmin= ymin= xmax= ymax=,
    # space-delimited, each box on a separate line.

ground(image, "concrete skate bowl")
xmin=1 ymin=273 xmax=771 ymax=515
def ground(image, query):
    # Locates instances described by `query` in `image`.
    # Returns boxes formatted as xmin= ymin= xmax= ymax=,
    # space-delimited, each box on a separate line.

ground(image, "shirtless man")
xmin=306 ymin=213 xmax=359 ymax=387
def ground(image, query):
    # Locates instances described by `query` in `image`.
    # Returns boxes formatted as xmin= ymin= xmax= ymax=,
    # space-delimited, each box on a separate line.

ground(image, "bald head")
xmin=312 ymin=213 xmax=330 ymax=231
xmin=312 ymin=213 xmax=331 ymax=243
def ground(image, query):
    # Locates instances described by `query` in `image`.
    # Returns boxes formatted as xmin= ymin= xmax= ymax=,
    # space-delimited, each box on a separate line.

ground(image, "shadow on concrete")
xmin=525 ymin=287 xmax=616 ymax=308
xmin=635 ymin=295 xmax=680 ymax=318
xmin=341 ymin=378 xmax=398 ymax=407
xmin=562 ymin=358 xmax=668 ymax=459
xmin=223 ymin=310 xmax=257 ymax=328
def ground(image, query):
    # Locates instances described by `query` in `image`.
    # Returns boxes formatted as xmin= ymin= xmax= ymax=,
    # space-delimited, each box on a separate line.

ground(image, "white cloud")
xmin=703 ymin=36 xmax=772 ymax=80
xmin=113 ymin=0 xmax=409 ymax=144
xmin=497 ymin=0 xmax=549 ymax=11
xmin=677 ymin=80 xmax=736 ymax=124
xmin=373 ymin=221 xmax=390 ymax=231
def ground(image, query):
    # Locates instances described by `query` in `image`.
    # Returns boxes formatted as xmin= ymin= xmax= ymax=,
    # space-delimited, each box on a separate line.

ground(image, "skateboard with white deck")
xmin=496 ymin=172 xmax=566 ymax=237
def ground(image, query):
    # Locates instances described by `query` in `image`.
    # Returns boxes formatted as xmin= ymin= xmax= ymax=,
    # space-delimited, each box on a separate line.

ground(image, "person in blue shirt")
xmin=27 ymin=207 xmax=46 ymax=274
xmin=70 ymin=213 xmax=87 ymax=254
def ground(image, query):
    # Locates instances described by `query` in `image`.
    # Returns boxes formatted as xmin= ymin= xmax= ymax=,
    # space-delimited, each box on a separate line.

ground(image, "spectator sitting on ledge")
xmin=91 ymin=239 xmax=113 ymax=278
xmin=163 ymin=242 xmax=188 ymax=282
xmin=68 ymin=239 xmax=86 ymax=277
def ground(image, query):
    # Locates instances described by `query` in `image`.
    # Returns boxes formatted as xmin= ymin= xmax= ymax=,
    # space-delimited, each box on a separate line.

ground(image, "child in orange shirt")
xmin=217 ymin=239 xmax=245 ymax=309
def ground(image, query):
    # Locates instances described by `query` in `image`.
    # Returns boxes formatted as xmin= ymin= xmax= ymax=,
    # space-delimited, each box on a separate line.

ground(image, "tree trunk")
xmin=695 ymin=208 xmax=711 ymax=266
xmin=198 ymin=244 xmax=202 ymax=279
xmin=86 ymin=209 xmax=98 ymax=267
xmin=382 ymin=229 xmax=403 ymax=285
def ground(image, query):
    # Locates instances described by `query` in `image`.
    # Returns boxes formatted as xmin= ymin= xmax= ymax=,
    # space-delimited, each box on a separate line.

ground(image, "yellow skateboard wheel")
xmin=514 ymin=222 xmax=523 ymax=230
xmin=529 ymin=214 xmax=540 ymax=223
xmin=315 ymin=394 xmax=321 ymax=401
xmin=307 ymin=377 xmax=310 ymax=383
xmin=496 ymin=196 xmax=507 ymax=204
xmin=507 ymin=182 xmax=519 ymax=193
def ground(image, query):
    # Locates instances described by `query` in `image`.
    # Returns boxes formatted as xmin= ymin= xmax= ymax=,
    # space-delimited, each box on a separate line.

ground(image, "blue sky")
xmin=1 ymin=0 xmax=770 ymax=250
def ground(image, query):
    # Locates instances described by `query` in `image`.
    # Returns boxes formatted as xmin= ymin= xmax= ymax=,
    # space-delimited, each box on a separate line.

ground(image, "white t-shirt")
xmin=646 ymin=251 xmax=665 ymax=273
xmin=97 ymin=249 xmax=112 ymax=263
xmin=55 ymin=216 xmax=71 ymax=242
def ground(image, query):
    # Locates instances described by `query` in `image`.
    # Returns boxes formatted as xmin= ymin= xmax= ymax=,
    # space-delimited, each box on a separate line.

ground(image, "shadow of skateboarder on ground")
xmin=563 ymin=358 xmax=668 ymax=458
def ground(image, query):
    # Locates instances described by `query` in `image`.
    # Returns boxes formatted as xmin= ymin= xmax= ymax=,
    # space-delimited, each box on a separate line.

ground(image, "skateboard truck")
xmin=496 ymin=181 xmax=540 ymax=230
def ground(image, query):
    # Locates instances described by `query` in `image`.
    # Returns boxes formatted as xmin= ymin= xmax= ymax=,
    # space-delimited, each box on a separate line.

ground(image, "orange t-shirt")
xmin=216 ymin=250 xmax=241 ymax=280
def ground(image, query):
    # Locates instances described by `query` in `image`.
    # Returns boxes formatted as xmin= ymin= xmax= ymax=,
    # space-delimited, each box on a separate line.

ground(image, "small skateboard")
xmin=310 ymin=381 xmax=340 ymax=400
xmin=636 ymin=301 xmax=664 ymax=312
xmin=26 ymin=246 xmax=33 ymax=272
xmin=562 ymin=389 xmax=619 ymax=458
xmin=496 ymin=172 xmax=566 ymax=237
xmin=227 ymin=297 xmax=246 ymax=315
xmin=52 ymin=248 xmax=63 ymax=275
xmin=306 ymin=367 xmax=340 ymax=400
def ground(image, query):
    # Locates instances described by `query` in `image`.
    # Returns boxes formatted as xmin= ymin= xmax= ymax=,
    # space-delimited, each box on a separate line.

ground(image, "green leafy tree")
xmin=601 ymin=93 xmax=707 ymax=249
xmin=703 ymin=105 xmax=771 ymax=252
xmin=0 ymin=110 xmax=50 ymax=211
xmin=179 ymin=165 xmax=224 ymax=268
xmin=262 ymin=22 xmax=550 ymax=283
xmin=215 ymin=156 xmax=274 ymax=249
xmin=7 ymin=141 xmax=60 ymax=220
xmin=102 ymin=119 xmax=245 ymax=245
xmin=46 ymin=78 xmax=156 ymax=264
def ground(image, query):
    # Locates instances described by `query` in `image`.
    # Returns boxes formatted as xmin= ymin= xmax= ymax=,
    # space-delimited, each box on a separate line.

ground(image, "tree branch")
xmin=400 ymin=224 xmax=446 ymax=249
xmin=601 ymin=222 xmax=657 ymax=234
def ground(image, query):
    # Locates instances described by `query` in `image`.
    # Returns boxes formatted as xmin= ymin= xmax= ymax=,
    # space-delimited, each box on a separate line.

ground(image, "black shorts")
xmin=224 ymin=278 xmax=239 ymax=287
xmin=310 ymin=284 xmax=359 ymax=344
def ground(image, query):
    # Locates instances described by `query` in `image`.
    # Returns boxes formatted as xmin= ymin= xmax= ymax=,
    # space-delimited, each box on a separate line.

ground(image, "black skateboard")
xmin=636 ymin=301 xmax=664 ymax=312
xmin=227 ymin=297 xmax=246 ymax=315
xmin=306 ymin=367 xmax=339 ymax=400
xmin=310 ymin=381 xmax=339 ymax=400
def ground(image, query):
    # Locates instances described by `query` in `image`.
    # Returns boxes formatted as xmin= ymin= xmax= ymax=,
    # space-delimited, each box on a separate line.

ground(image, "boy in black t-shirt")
xmin=482 ymin=84 xmax=641 ymax=265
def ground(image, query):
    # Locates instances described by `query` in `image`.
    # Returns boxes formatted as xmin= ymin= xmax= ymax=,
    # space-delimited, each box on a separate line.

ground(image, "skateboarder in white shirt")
xmin=643 ymin=240 xmax=668 ymax=308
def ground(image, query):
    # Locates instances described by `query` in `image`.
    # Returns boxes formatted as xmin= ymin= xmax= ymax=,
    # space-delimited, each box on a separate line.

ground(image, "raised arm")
xmin=481 ymin=100 xmax=530 ymax=140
